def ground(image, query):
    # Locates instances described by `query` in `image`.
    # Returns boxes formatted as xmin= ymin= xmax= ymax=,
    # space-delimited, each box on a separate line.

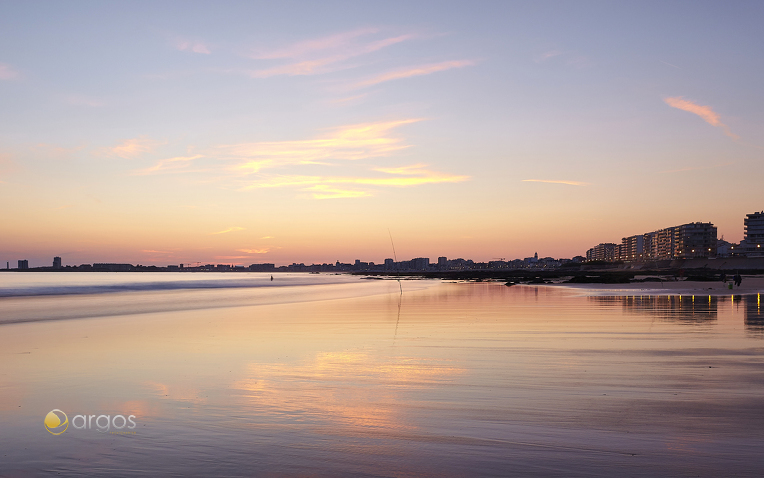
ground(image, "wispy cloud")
xmin=251 ymin=28 xmax=378 ymax=60
xmin=304 ymin=185 xmax=372 ymax=199
xmin=660 ymin=60 xmax=680 ymax=69
xmin=212 ymin=227 xmax=245 ymax=235
xmin=244 ymin=164 xmax=469 ymax=199
xmin=237 ymin=248 xmax=270 ymax=254
xmin=175 ymin=39 xmax=211 ymax=54
xmin=0 ymin=63 xmax=20 ymax=80
xmin=220 ymin=119 xmax=422 ymax=173
xmin=664 ymin=96 xmax=738 ymax=140
xmin=522 ymin=179 xmax=589 ymax=186
xmin=535 ymin=50 xmax=562 ymax=63
xmin=261 ymin=236 xmax=274 ymax=239
xmin=351 ymin=60 xmax=474 ymax=88
xmin=104 ymin=136 xmax=164 ymax=159
xmin=248 ymin=28 xmax=415 ymax=78
xmin=134 ymin=155 xmax=204 ymax=175
xmin=533 ymin=49 xmax=590 ymax=68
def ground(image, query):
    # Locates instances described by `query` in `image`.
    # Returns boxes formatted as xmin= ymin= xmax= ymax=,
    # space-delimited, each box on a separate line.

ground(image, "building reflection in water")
xmin=744 ymin=293 xmax=764 ymax=338
xmin=591 ymin=294 xmax=719 ymax=324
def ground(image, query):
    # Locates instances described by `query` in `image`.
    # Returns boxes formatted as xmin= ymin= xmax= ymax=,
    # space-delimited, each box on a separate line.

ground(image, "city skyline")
xmin=2 ymin=2 xmax=764 ymax=266
xmin=7 ymin=209 xmax=762 ymax=268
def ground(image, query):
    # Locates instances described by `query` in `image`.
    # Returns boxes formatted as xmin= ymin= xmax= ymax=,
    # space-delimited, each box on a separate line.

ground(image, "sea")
xmin=1 ymin=272 xmax=763 ymax=477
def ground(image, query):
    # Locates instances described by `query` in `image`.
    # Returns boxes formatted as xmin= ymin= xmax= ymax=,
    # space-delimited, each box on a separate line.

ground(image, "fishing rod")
xmin=388 ymin=228 xmax=402 ymax=295
xmin=388 ymin=228 xmax=403 ymax=344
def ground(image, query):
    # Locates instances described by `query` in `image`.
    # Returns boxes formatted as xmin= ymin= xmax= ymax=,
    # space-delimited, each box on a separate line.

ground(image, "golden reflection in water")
xmin=144 ymin=381 xmax=209 ymax=404
xmin=745 ymin=293 xmax=764 ymax=338
xmin=590 ymin=295 xmax=719 ymax=323
xmin=232 ymin=350 xmax=464 ymax=433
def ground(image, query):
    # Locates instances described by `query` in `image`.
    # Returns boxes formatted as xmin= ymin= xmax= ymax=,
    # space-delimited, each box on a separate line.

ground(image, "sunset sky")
xmin=2 ymin=1 xmax=763 ymax=266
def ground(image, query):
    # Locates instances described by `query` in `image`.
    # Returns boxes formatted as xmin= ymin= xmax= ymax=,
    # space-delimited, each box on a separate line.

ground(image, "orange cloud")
xmin=664 ymin=96 xmax=738 ymax=139
xmin=352 ymin=60 xmax=475 ymax=88
xmin=220 ymin=119 xmax=422 ymax=172
xmin=134 ymin=155 xmax=204 ymax=175
xmin=105 ymin=136 xmax=164 ymax=159
xmin=244 ymin=164 xmax=469 ymax=198
xmin=305 ymin=185 xmax=372 ymax=199
xmin=212 ymin=226 xmax=245 ymax=235
xmin=237 ymin=248 xmax=270 ymax=254
xmin=522 ymin=179 xmax=588 ymax=186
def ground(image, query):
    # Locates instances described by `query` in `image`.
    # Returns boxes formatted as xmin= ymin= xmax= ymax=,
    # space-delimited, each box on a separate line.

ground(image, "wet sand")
xmin=2 ymin=278 xmax=763 ymax=476
xmin=551 ymin=277 xmax=764 ymax=296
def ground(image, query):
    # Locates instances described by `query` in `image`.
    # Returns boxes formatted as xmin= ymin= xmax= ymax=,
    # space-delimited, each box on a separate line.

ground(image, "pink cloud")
xmin=102 ymin=136 xmax=164 ymax=159
xmin=175 ymin=40 xmax=211 ymax=54
xmin=352 ymin=60 xmax=475 ymax=88
xmin=133 ymin=155 xmax=204 ymax=175
xmin=664 ymin=96 xmax=738 ymax=140
xmin=250 ymin=28 xmax=378 ymax=60
xmin=0 ymin=63 xmax=20 ymax=80
xmin=249 ymin=29 xmax=416 ymax=78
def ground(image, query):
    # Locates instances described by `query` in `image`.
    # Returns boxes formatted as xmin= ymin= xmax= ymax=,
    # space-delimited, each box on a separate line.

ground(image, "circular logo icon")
xmin=44 ymin=409 xmax=68 ymax=435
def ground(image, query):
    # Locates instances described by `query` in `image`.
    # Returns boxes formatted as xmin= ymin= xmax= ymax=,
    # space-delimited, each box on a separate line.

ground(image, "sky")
xmin=1 ymin=1 xmax=763 ymax=267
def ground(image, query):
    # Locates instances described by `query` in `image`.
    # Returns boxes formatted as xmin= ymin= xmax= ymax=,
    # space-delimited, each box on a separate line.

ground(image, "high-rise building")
xmin=587 ymin=221 xmax=717 ymax=262
xmin=586 ymin=243 xmax=617 ymax=262
xmin=674 ymin=222 xmax=717 ymax=258
xmin=18 ymin=260 xmax=29 ymax=270
xmin=619 ymin=235 xmax=645 ymax=261
xmin=744 ymin=211 xmax=764 ymax=245
xmin=53 ymin=256 xmax=62 ymax=268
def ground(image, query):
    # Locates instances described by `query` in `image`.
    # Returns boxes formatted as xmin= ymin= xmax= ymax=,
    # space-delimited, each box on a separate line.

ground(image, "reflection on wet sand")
xmin=745 ymin=293 xmax=764 ymax=337
xmin=3 ymin=280 xmax=764 ymax=476
xmin=591 ymin=295 xmax=719 ymax=323
xmin=233 ymin=350 xmax=464 ymax=433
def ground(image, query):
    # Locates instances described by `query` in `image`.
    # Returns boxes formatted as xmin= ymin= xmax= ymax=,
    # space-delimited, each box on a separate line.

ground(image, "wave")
xmin=0 ymin=272 xmax=372 ymax=298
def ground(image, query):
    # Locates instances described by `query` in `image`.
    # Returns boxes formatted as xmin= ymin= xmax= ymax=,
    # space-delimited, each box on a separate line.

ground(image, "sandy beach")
xmin=3 ymin=275 xmax=764 ymax=477
xmin=550 ymin=276 xmax=764 ymax=296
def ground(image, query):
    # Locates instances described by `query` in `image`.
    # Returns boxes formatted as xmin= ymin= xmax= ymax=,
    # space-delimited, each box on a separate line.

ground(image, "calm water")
xmin=1 ymin=273 xmax=763 ymax=477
